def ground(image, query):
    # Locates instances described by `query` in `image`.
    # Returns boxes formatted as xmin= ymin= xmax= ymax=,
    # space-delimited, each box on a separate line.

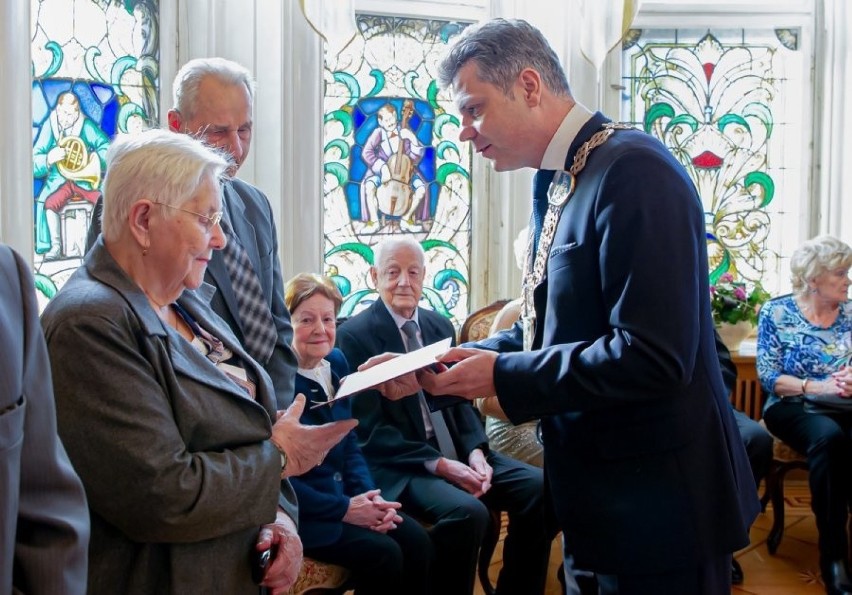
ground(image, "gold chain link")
xmin=521 ymin=123 xmax=633 ymax=350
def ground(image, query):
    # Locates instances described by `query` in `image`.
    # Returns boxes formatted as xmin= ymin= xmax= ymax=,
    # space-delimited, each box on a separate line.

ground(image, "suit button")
xmin=333 ymin=472 xmax=343 ymax=482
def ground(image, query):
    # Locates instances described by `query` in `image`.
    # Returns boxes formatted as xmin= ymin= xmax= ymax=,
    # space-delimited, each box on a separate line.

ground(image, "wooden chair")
xmin=287 ymin=557 xmax=350 ymax=595
xmin=459 ymin=299 xmax=512 ymax=595
xmin=459 ymin=299 xmax=510 ymax=344
xmin=730 ymin=352 xmax=764 ymax=422
xmin=758 ymin=421 xmax=809 ymax=555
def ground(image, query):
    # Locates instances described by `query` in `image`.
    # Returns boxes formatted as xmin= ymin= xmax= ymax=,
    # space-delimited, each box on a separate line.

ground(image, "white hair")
xmin=172 ymin=57 xmax=256 ymax=119
xmin=790 ymin=235 xmax=852 ymax=296
xmin=373 ymin=236 xmax=425 ymax=271
xmin=100 ymin=128 xmax=228 ymax=242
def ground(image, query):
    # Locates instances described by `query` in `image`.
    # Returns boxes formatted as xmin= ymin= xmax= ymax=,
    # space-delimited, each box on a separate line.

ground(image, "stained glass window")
xmin=322 ymin=15 xmax=472 ymax=327
xmin=620 ymin=28 xmax=806 ymax=293
xmin=31 ymin=0 xmax=159 ymax=300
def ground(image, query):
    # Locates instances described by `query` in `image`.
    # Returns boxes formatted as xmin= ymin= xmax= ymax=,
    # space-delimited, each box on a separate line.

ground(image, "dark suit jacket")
xmin=336 ymin=300 xmax=488 ymax=500
xmin=207 ymin=179 xmax=298 ymax=407
xmin=85 ymin=177 xmax=298 ymax=408
xmin=476 ymin=113 xmax=759 ymax=574
xmin=289 ymin=349 xmax=375 ymax=549
xmin=41 ymin=239 xmax=297 ymax=594
xmin=0 ymin=244 xmax=89 ymax=594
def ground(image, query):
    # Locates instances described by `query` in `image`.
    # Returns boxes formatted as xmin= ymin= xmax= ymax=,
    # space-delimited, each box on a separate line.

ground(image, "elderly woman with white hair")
xmin=757 ymin=235 xmax=852 ymax=595
xmin=41 ymin=129 xmax=354 ymax=594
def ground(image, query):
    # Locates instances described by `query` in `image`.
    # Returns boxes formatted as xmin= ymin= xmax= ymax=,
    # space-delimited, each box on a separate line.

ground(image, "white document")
xmin=311 ymin=337 xmax=452 ymax=408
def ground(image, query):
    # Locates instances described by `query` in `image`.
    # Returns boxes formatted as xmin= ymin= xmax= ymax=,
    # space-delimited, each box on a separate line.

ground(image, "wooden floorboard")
xmin=475 ymin=481 xmax=825 ymax=595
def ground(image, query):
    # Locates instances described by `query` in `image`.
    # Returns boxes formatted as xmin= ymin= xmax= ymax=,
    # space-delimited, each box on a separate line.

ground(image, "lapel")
xmin=416 ymin=308 xmax=443 ymax=346
xmin=224 ymin=180 xmax=263 ymax=278
xmin=177 ymin=288 xmax=274 ymax=416
xmin=296 ymin=368 xmax=346 ymax=423
xmin=206 ymin=182 xmax=243 ymax=328
xmin=86 ymin=240 xmax=272 ymax=418
xmin=370 ymin=300 xmax=426 ymax=433
xmin=530 ymin=112 xmax=611 ymax=343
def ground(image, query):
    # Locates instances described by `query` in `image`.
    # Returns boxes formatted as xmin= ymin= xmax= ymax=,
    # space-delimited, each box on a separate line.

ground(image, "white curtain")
xmin=0 ymin=0 xmax=33 ymax=255
xmin=814 ymin=0 xmax=852 ymax=245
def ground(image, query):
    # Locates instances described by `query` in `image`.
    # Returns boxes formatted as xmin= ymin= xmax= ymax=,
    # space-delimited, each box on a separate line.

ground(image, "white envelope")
xmin=311 ymin=337 xmax=452 ymax=408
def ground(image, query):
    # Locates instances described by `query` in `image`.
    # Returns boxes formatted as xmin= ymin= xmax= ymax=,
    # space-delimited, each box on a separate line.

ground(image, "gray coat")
xmin=0 ymin=244 xmax=89 ymax=594
xmin=41 ymin=240 xmax=297 ymax=594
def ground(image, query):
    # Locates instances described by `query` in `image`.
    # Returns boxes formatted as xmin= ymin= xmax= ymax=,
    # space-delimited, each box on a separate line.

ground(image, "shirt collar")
xmin=385 ymin=301 xmax=421 ymax=331
xmin=540 ymin=102 xmax=594 ymax=170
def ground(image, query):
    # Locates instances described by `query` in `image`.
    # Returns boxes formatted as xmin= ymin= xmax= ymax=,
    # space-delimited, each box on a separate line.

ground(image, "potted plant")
xmin=710 ymin=273 xmax=771 ymax=351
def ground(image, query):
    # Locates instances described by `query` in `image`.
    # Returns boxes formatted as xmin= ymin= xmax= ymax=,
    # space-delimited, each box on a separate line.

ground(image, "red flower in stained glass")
xmin=692 ymin=150 xmax=724 ymax=169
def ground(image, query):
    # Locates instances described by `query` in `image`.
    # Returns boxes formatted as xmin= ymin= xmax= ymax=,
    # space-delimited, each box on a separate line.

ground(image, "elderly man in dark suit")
xmin=337 ymin=237 xmax=551 ymax=595
xmin=0 ymin=243 xmax=89 ymax=594
xmin=420 ymin=19 xmax=760 ymax=594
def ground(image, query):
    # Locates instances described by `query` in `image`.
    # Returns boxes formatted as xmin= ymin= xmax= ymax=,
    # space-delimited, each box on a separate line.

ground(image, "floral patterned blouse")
xmin=757 ymin=294 xmax=852 ymax=413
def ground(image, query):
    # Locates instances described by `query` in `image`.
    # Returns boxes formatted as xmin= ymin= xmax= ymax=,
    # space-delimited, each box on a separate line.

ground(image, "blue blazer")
xmin=477 ymin=113 xmax=760 ymax=574
xmin=289 ymin=349 xmax=375 ymax=549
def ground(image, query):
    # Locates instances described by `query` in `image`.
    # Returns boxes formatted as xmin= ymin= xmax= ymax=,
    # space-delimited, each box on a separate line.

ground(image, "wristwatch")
xmin=279 ymin=448 xmax=288 ymax=474
xmin=272 ymin=439 xmax=288 ymax=475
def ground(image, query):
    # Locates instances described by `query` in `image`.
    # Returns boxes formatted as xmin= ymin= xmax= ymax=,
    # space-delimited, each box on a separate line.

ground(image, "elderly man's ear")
xmin=167 ymin=109 xmax=182 ymax=133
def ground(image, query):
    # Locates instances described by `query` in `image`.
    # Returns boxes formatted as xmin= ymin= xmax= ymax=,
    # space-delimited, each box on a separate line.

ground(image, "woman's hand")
xmin=271 ymin=394 xmax=356 ymax=476
xmin=257 ymin=509 xmax=303 ymax=594
xmin=831 ymin=366 xmax=852 ymax=397
xmin=343 ymin=489 xmax=402 ymax=533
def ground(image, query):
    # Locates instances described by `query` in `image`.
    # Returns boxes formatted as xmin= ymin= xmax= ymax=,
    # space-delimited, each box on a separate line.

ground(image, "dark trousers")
xmin=400 ymin=451 xmax=550 ymax=595
xmin=304 ymin=511 xmax=433 ymax=595
xmin=596 ymin=553 xmax=731 ymax=595
xmin=763 ymin=399 xmax=852 ymax=563
xmin=732 ymin=408 xmax=773 ymax=486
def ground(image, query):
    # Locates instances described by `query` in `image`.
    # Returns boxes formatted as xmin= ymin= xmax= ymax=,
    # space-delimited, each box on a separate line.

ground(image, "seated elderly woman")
xmin=284 ymin=273 xmax=433 ymax=595
xmin=757 ymin=235 xmax=852 ymax=595
xmin=40 ymin=129 xmax=354 ymax=594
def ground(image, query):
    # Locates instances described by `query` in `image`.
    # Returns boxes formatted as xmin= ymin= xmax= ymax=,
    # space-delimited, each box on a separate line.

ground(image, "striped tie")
xmin=219 ymin=220 xmax=277 ymax=364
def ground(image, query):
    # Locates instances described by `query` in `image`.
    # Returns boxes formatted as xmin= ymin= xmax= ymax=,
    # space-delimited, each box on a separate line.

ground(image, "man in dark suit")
xmin=422 ymin=19 xmax=760 ymax=593
xmin=1 ymin=243 xmax=89 ymax=594
xmin=337 ymin=237 xmax=551 ymax=595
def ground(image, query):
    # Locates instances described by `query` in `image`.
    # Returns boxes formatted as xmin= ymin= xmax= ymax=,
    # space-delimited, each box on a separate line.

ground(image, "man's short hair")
xmin=437 ymin=18 xmax=571 ymax=98
xmin=172 ymin=57 xmax=256 ymax=119
xmin=373 ymin=237 xmax=425 ymax=272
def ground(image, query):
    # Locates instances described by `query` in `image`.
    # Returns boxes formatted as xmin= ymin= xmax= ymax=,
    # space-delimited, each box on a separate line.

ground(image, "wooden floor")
xmin=475 ymin=481 xmax=826 ymax=595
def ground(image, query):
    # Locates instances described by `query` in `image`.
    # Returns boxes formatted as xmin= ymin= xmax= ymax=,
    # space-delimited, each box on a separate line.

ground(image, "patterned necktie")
xmin=531 ymin=169 xmax=556 ymax=255
xmin=219 ymin=219 xmax=277 ymax=364
xmin=401 ymin=320 xmax=458 ymax=460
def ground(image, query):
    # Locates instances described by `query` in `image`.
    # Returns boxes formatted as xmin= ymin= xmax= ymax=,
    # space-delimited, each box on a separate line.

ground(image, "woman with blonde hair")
xmin=757 ymin=235 xmax=852 ymax=595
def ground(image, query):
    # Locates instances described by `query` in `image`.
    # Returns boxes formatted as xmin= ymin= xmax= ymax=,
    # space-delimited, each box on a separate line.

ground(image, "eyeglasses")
xmin=152 ymin=201 xmax=223 ymax=232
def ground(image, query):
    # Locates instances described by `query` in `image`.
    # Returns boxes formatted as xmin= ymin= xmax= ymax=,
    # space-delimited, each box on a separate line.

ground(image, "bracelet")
xmin=801 ymin=378 xmax=810 ymax=395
